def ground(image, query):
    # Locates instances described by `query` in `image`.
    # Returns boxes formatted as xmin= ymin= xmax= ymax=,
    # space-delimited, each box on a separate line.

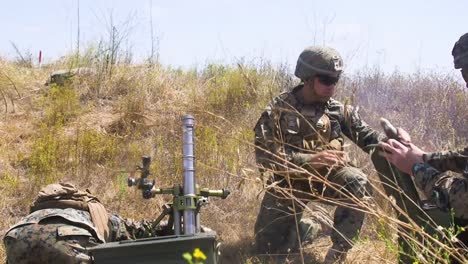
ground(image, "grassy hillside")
xmin=0 ymin=53 xmax=466 ymax=263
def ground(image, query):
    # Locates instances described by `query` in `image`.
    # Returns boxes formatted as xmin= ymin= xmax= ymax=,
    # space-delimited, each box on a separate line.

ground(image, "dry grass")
xmin=0 ymin=53 xmax=466 ymax=264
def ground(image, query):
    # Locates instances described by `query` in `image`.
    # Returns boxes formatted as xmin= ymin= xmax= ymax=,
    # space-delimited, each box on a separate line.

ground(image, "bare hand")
xmin=306 ymin=150 xmax=347 ymax=169
xmin=378 ymin=139 xmax=426 ymax=175
xmin=396 ymin=127 xmax=411 ymax=145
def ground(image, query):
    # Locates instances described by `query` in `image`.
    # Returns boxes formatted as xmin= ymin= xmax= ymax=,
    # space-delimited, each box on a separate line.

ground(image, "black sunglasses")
xmin=316 ymin=75 xmax=339 ymax=86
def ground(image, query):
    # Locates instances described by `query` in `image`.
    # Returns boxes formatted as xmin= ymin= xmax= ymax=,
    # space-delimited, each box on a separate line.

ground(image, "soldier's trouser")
xmin=3 ymin=217 xmax=99 ymax=264
xmin=254 ymin=166 xmax=369 ymax=255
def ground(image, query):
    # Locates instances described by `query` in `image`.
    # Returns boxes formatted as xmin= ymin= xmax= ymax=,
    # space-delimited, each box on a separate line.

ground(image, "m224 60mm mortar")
xmin=90 ymin=115 xmax=230 ymax=264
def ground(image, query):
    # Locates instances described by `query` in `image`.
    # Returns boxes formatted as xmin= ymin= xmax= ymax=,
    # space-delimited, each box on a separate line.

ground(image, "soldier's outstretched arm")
xmin=423 ymin=147 xmax=468 ymax=173
xmin=378 ymin=139 xmax=425 ymax=175
xmin=379 ymin=122 xmax=467 ymax=174
xmin=340 ymin=105 xmax=385 ymax=151
xmin=378 ymin=139 xmax=468 ymax=212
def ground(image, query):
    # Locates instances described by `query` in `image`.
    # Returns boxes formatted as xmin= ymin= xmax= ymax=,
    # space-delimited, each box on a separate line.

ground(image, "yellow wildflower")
xmin=193 ymin=248 xmax=207 ymax=260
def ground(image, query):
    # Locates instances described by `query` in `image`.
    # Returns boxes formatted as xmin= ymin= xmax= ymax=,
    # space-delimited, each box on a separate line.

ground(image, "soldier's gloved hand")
xmin=297 ymin=150 xmax=347 ymax=169
xmin=378 ymin=139 xmax=426 ymax=175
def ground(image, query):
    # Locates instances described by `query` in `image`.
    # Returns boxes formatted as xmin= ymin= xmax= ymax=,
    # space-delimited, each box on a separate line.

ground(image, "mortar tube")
xmin=182 ymin=115 xmax=197 ymax=235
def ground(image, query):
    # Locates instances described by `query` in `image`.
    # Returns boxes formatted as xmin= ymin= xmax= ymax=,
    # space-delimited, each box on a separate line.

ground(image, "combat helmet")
xmin=294 ymin=46 xmax=343 ymax=80
xmin=452 ymin=33 xmax=468 ymax=69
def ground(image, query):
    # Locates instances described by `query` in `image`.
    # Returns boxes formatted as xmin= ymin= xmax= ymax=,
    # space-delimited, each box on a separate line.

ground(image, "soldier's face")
xmin=313 ymin=75 xmax=338 ymax=98
xmin=461 ymin=68 xmax=468 ymax=87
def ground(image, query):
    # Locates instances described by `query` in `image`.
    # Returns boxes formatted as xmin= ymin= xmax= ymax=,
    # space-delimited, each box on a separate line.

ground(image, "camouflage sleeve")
xmin=423 ymin=146 xmax=468 ymax=173
xmin=340 ymin=105 xmax=385 ymax=152
xmin=254 ymin=107 xmax=277 ymax=171
xmin=108 ymin=214 xmax=157 ymax=241
xmin=412 ymin=163 xmax=468 ymax=219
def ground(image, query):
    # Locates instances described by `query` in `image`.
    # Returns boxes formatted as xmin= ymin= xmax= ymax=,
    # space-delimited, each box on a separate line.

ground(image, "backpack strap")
xmin=88 ymin=201 xmax=110 ymax=241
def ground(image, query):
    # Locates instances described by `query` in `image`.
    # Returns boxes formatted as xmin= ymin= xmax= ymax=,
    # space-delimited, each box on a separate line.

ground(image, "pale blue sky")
xmin=1 ymin=0 xmax=467 ymax=73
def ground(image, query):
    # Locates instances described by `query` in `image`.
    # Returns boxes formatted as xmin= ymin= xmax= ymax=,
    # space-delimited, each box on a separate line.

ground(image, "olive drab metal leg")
xmin=371 ymin=152 xmax=451 ymax=263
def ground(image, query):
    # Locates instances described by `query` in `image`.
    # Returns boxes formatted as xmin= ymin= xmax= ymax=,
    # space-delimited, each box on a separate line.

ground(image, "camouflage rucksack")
xmin=30 ymin=182 xmax=110 ymax=241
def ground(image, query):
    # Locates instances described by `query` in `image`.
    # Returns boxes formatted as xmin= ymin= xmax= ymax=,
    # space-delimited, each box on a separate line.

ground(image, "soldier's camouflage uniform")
xmin=412 ymin=147 xmax=468 ymax=239
xmin=410 ymin=32 xmax=468 ymax=249
xmin=254 ymin=84 xmax=384 ymax=255
xmin=383 ymin=33 xmax=468 ymax=263
xmin=3 ymin=185 xmax=158 ymax=264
